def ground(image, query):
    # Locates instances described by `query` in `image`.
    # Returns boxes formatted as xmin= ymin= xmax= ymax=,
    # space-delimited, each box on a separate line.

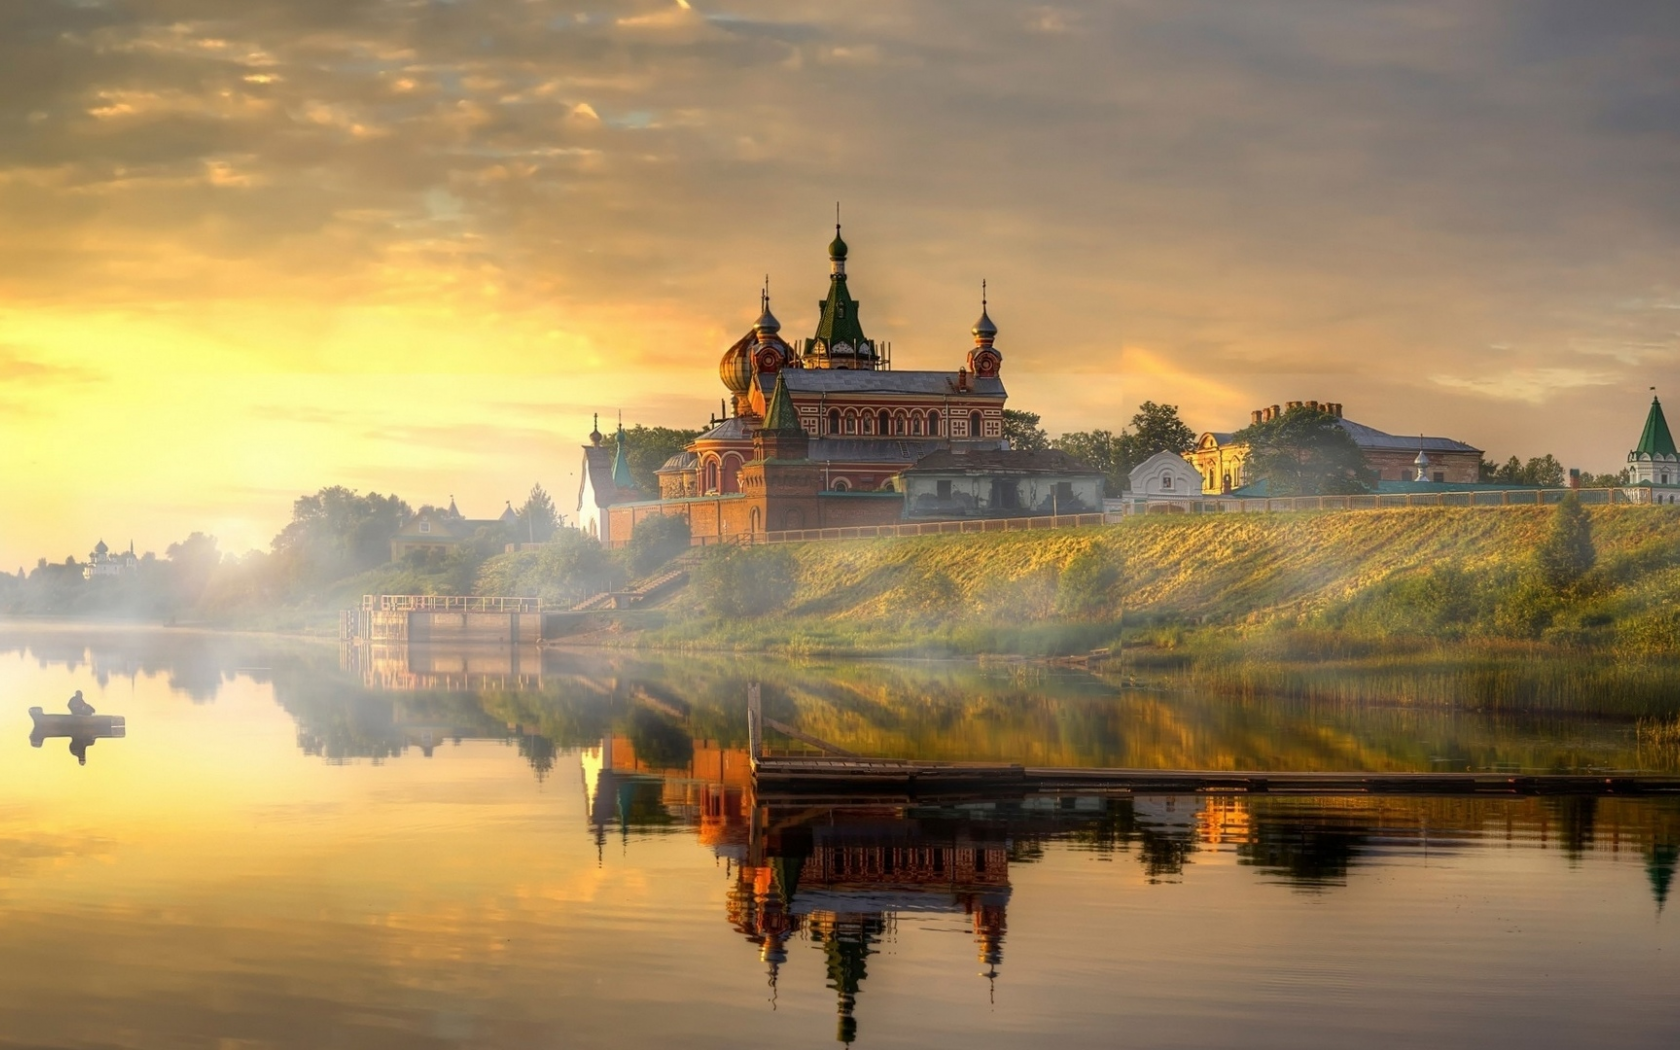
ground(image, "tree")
xmin=166 ymin=532 xmax=222 ymax=607
xmin=1537 ymin=494 xmax=1595 ymax=591
xmin=516 ymin=483 xmax=559 ymax=543
xmin=1488 ymin=454 xmax=1567 ymax=487
xmin=1055 ymin=403 xmax=1196 ymax=494
xmin=1126 ymin=401 xmax=1197 ymax=458
xmin=1002 ymin=409 xmax=1049 ymax=450
xmin=605 ymin=425 xmax=704 ymax=495
xmin=271 ymin=487 xmax=412 ymax=586
xmin=1053 ymin=430 xmax=1127 ymax=495
xmin=1233 ymin=406 xmax=1377 ymax=496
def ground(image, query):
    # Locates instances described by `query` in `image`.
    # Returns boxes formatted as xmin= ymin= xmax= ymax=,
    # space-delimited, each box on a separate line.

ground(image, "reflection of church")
xmin=728 ymin=810 xmax=1012 ymax=1045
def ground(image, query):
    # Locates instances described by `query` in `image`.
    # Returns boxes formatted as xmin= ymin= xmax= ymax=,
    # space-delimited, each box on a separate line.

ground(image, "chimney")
xmin=1568 ymin=468 xmax=1581 ymax=490
xmin=1286 ymin=400 xmax=1303 ymax=411
xmin=1331 ymin=403 xmax=1343 ymax=418
xmin=1271 ymin=404 xmax=1282 ymax=420
xmin=1307 ymin=400 xmax=1320 ymax=412
xmin=1251 ymin=410 xmax=1263 ymax=424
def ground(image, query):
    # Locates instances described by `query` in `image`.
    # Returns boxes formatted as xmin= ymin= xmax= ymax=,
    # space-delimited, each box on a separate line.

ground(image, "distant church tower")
xmin=1628 ymin=395 xmax=1680 ymax=504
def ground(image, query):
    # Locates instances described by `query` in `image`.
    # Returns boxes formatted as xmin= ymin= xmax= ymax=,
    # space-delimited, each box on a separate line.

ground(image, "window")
xmin=996 ymin=481 xmax=1019 ymax=509
xmin=911 ymin=414 xmax=923 ymax=436
xmin=419 ymin=521 xmax=431 ymax=534
xmin=878 ymin=410 xmax=890 ymax=435
xmin=837 ymin=303 xmax=846 ymax=318
xmin=1162 ymin=473 xmax=1173 ymax=490
xmin=722 ymin=455 xmax=742 ymax=494
xmin=928 ymin=410 xmax=940 ymax=435
xmin=828 ymin=409 xmax=840 ymax=434
xmin=832 ymin=477 xmax=850 ymax=491
xmin=1433 ymin=472 xmax=1445 ymax=483
xmin=970 ymin=410 xmax=982 ymax=437
xmin=937 ymin=479 xmax=953 ymax=500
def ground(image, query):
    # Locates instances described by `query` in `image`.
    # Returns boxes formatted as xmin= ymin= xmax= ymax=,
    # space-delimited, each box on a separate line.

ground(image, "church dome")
xmin=828 ymin=229 xmax=848 ymax=260
xmin=719 ymin=331 xmax=755 ymax=393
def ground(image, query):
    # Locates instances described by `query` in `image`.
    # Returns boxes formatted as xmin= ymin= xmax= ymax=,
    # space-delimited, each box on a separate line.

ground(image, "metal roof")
xmin=759 ymin=369 xmax=1007 ymax=398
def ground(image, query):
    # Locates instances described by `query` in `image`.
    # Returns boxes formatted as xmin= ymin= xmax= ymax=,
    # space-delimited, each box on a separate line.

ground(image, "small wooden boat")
xmin=28 ymin=706 xmax=126 ymax=738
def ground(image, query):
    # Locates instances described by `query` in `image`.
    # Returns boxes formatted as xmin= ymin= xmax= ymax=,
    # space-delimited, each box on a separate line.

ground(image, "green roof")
xmin=763 ymin=372 xmax=802 ymax=432
xmin=1635 ymin=396 xmax=1677 ymax=457
xmin=813 ymin=233 xmax=866 ymax=352
xmin=611 ymin=422 xmax=635 ymax=489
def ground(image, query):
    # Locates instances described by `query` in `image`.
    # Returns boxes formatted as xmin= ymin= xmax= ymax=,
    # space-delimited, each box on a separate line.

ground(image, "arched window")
xmin=828 ymin=409 xmax=840 ymax=434
xmin=878 ymin=410 xmax=891 ymax=435
xmin=927 ymin=410 xmax=940 ymax=436
xmin=893 ymin=412 xmax=907 ymax=436
xmin=844 ymin=410 xmax=858 ymax=434
xmin=703 ymin=459 xmax=720 ymax=493
xmin=831 ymin=477 xmax=851 ymax=491
xmin=911 ymin=412 xmax=924 ymax=436
xmin=749 ymin=508 xmax=761 ymax=533
xmin=970 ymin=410 xmax=982 ymax=437
xmin=722 ymin=454 xmax=743 ymax=494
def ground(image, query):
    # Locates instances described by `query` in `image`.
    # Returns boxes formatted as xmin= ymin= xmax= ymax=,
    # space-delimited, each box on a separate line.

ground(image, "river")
xmin=2 ymin=624 xmax=1676 ymax=1048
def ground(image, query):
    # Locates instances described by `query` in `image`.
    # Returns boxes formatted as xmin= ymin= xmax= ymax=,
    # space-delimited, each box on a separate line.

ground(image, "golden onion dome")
xmin=719 ymin=331 xmax=755 ymax=394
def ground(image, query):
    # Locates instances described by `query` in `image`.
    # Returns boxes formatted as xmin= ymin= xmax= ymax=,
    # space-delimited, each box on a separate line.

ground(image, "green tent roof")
xmin=762 ymin=372 xmax=802 ymax=432
xmin=1635 ymin=396 xmax=1677 ymax=457
xmin=611 ymin=422 xmax=635 ymax=489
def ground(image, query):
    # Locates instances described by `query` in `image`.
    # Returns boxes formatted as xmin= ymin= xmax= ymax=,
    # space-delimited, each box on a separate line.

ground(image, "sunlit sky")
xmin=3 ymin=0 xmax=1678 ymax=566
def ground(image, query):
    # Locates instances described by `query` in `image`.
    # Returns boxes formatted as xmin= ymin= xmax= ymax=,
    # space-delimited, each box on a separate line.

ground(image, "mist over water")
xmin=2 ymin=624 xmax=1678 ymax=1048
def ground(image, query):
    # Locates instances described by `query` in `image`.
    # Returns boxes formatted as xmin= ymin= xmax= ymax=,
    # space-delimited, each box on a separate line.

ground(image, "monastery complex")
xmin=575 ymin=224 xmax=1680 ymax=549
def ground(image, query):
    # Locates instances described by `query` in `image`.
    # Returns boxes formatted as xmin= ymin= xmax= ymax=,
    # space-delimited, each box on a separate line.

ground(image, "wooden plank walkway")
xmin=751 ymin=756 xmax=1680 ymax=799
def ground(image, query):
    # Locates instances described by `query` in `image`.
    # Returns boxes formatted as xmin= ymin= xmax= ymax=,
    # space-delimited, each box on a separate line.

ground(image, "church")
xmin=583 ymin=224 xmax=1095 ymax=546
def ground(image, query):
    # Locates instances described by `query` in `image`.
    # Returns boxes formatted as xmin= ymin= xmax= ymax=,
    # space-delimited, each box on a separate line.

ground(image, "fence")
xmin=689 ymin=511 xmax=1115 ymax=547
xmin=362 ymin=594 xmax=542 ymax=613
xmin=1117 ymin=486 xmax=1641 ymax=516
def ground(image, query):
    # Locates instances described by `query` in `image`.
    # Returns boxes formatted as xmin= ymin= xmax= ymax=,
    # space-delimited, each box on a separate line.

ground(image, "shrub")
xmin=474 ymin=528 xmax=614 ymax=604
xmin=625 ymin=514 xmax=693 ymax=577
xmin=1055 ymin=548 xmax=1122 ymax=619
xmin=1537 ymin=495 xmax=1595 ymax=591
xmin=692 ymin=545 xmax=798 ymax=618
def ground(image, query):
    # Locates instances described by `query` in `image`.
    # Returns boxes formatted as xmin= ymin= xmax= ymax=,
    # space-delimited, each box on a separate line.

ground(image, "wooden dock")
xmin=750 ymin=755 xmax=1680 ymax=800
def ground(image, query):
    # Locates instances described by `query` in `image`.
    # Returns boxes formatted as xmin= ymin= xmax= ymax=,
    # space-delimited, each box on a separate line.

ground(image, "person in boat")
xmin=68 ymin=690 xmax=95 ymax=717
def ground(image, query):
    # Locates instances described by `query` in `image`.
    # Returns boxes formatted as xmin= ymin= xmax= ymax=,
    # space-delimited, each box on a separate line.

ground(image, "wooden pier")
xmin=750 ymin=755 xmax=1680 ymax=800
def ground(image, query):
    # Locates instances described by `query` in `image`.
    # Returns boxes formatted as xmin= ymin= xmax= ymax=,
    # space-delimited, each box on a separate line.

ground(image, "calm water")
xmin=2 ymin=624 xmax=1678 ymax=1048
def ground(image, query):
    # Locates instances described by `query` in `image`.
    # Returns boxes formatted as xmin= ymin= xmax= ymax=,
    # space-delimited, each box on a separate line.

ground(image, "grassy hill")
xmin=638 ymin=506 xmax=1680 ymax=717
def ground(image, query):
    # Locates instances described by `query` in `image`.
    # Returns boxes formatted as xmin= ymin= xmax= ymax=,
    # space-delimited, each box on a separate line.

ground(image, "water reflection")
xmin=568 ymin=724 xmax=1680 ymax=1042
xmin=4 ymin=626 xmax=1680 ymax=1048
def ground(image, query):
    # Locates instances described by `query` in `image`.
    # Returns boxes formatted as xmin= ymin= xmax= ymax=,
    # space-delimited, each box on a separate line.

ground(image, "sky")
xmin=2 ymin=0 xmax=1678 ymax=566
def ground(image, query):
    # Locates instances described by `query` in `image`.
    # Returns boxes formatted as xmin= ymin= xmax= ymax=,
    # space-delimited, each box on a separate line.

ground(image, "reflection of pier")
xmin=342 ymin=642 xmax=544 ymax=692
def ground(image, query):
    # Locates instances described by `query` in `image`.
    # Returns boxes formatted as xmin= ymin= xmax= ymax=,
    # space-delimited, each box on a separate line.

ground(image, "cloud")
xmin=1430 ymin=368 xmax=1622 ymax=404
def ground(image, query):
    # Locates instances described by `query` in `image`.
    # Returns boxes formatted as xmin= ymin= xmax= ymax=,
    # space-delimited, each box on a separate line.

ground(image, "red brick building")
xmin=598 ymin=225 xmax=1015 ymax=546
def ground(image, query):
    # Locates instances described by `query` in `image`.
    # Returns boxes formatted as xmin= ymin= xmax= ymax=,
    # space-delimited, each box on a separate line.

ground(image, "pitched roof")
xmin=763 ymin=373 xmax=802 ymax=431
xmin=905 ymin=448 xmax=1102 ymax=475
xmin=1332 ymin=417 xmax=1481 ymax=454
xmin=760 ymin=369 xmax=1007 ymax=398
xmin=580 ymin=445 xmax=630 ymax=508
xmin=1635 ymin=396 xmax=1677 ymax=457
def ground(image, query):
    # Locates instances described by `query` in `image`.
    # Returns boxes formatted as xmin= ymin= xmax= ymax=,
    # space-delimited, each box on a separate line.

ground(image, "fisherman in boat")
xmin=68 ymin=690 xmax=95 ymax=717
